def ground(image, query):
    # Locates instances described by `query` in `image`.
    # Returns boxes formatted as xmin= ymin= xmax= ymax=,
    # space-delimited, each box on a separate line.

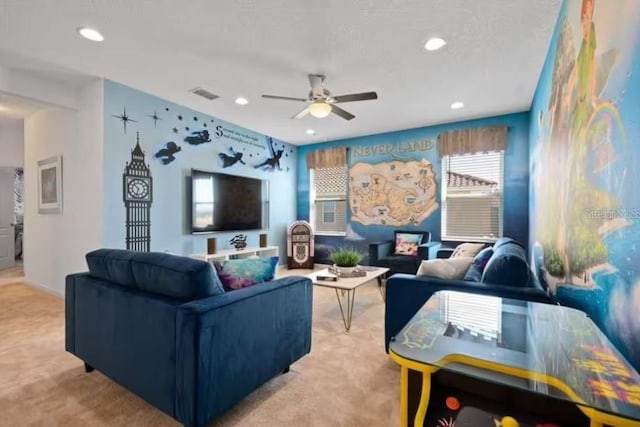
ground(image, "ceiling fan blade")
xmin=333 ymin=91 xmax=378 ymax=103
xmin=331 ymin=105 xmax=355 ymax=121
xmin=262 ymin=94 xmax=308 ymax=102
xmin=308 ymin=74 xmax=325 ymax=98
xmin=291 ymin=106 xmax=310 ymax=120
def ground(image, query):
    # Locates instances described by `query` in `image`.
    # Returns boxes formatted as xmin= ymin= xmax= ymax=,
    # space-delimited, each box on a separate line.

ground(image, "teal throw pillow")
xmin=394 ymin=233 xmax=423 ymax=256
xmin=214 ymin=256 xmax=279 ymax=290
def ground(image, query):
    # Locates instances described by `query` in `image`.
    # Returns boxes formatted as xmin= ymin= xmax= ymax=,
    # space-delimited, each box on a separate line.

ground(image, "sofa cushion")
xmin=473 ymin=247 xmax=494 ymax=271
xmin=131 ymin=252 xmax=225 ymax=300
xmin=417 ymin=257 xmax=473 ymax=280
xmin=86 ymin=249 xmax=225 ymax=301
xmin=451 ymin=242 xmax=485 ymax=259
xmin=463 ymin=264 xmax=483 ymax=282
xmin=214 ymin=256 xmax=279 ymax=290
xmin=482 ymin=242 xmax=530 ymax=287
xmin=86 ymin=249 xmax=137 ymax=287
xmin=464 ymin=246 xmax=495 ymax=282
xmin=493 ymin=237 xmax=525 ymax=250
xmin=394 ymin=232 xmax=423 ymax=256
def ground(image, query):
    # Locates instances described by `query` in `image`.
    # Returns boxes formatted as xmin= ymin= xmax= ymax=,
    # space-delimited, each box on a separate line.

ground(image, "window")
xmin=310 ymin=166 xmax=347 ymax=235
xmin=441 ymin=151 xmax=503 ymax=241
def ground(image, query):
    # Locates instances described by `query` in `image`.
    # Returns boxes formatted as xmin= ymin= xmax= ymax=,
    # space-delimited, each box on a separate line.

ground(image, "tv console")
xmin=191 ymin=245 xmax=279 ymax=264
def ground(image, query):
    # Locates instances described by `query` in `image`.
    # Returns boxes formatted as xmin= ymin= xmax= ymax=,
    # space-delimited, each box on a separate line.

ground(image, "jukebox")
xmin=287 ymin=221 xmax=314 ymax=269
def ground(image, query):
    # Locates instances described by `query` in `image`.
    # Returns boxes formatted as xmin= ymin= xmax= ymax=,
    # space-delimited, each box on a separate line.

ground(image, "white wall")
xmin=0 ymin=117 xmax=24 ymax=167
xmin=23 ymin=79 xmax=104 ymax=295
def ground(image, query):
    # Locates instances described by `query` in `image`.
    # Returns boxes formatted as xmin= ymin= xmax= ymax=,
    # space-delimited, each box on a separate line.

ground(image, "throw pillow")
xmin=451 ymin=243 xmax=485 ymax=259
xmin=394 ymin=233 xmax=423 ymax=256
xmin=416 ymin=257 xmax=474 ymax=280
xmin=473 ymin=247 xmax=494 ymax=272
xmin=214 ymin=256 xmax=279 ymax=290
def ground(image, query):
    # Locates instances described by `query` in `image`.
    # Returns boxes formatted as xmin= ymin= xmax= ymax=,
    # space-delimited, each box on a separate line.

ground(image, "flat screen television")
xmin=191 ymin=169 xmax=269 ymax=233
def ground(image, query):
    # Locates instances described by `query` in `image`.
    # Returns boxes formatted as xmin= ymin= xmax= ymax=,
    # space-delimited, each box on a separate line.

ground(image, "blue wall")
xmin=103 ymin=80 xmax=297 ymax=260
xmin=297 ymin=112 xmax=530 ymax=258
xmin=530 ymin=0 xmax=640 ymax=368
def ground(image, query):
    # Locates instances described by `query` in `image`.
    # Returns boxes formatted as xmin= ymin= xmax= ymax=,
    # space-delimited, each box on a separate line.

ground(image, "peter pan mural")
xmin=531 ymin=0 xmax=640 ymax=368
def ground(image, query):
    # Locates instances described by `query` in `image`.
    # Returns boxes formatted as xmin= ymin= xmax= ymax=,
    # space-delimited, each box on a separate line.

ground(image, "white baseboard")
xmin=23 ymin=280 xmax=64 ymax=299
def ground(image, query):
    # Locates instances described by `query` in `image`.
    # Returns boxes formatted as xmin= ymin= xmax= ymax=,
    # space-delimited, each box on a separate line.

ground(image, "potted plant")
xmin=330 ymin=248 xmax=363 ymax=275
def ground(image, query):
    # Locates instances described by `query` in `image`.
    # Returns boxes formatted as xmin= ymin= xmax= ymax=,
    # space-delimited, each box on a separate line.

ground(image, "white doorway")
xmin=0 ymin=167 xmax=16 ymax=270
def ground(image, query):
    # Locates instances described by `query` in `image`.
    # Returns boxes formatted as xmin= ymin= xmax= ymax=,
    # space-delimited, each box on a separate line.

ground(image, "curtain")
xmin=306 ymin=147 xmax=347 ymax=170
xmin=437 ymin=126 xmax=508 ymax=157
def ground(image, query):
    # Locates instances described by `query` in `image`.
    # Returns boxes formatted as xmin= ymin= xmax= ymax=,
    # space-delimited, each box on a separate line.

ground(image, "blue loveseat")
xmin=384 ymin=238 xmax=554 ymax=351
xmin=65 ymin=249 xmax=313 ymax=427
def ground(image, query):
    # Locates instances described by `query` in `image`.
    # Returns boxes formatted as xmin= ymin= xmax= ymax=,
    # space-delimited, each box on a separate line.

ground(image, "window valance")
xmin=437 ymin=126 xmax=508 ymax=157
xmin=306 ymin=147 xmax=347 ymax=170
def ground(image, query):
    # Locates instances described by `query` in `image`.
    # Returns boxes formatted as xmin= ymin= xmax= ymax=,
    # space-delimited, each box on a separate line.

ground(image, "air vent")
xmin=189 ymin=87 xmax=219 ymax=101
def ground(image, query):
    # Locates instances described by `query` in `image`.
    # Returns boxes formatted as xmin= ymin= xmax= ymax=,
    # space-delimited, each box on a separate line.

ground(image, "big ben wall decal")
xmin=123 ymin=132 xmax=153 ymax=251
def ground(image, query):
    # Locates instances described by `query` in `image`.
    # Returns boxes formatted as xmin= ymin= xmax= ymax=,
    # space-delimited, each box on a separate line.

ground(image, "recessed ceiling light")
xmin=0 ymin=104 xmax=6 ymax=111
xmin=234 ymin=97 xmax=249 ymax=105
xmin=306 ymin=129 xmax=315 ymax=135
xmin=424 ymin=37 xmax=446 ymax=51
xmin=450 ymin=101 xmax=465 ymax=110
xmin=77 ymin=27 xmax=104 ymax=42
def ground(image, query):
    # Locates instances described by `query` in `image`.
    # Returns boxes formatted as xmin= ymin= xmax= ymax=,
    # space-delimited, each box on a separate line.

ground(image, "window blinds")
xmin=442 ymin=151 xmax=503 ymax=240
xmin=312 ymin=166 xmax=347 ymax=233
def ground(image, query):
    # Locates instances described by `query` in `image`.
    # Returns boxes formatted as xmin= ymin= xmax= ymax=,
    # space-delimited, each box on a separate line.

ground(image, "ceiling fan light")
xmin=309 ymin=102 xmax=332 ymax=118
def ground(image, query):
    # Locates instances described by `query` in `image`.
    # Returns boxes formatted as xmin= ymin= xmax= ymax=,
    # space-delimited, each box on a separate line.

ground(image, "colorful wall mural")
xmin=297 ymin=112 xmax=531 ymax=263
xmin=103 ymin=80 xmax=297 ymax=259
xmin=530 ymin=0 xmax=640 ymax=368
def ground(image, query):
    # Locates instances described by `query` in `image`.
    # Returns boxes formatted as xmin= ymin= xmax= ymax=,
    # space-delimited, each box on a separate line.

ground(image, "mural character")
xmin=254 ymin=137 xmax=284 ymax=171
xmin=184 ymin=130 xmax=211 ymax=145
xmin=533 ymin=0 xmax=640 ymax=369
xmin=218 ymin=147 xmax=246 ymax=168
xmin=154 ymin=141 xmax=182 ymax=165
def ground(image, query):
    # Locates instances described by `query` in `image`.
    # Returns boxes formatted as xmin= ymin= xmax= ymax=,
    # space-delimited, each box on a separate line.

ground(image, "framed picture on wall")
xmin=37 ymin=155 xmax=63 ymax=214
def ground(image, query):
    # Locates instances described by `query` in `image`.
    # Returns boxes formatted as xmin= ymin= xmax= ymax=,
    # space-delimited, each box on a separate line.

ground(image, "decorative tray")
xmin=327 ymin=266 xmax=368 ymax=278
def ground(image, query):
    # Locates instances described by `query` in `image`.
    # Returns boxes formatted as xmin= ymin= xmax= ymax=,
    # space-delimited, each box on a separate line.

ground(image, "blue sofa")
xmin=65 ymin=249 xmax=313 ymax=427
xmin=384 ymin=238 xmax=554 ymax=351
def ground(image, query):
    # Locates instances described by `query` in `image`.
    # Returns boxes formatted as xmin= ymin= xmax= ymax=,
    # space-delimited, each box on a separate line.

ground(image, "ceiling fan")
xmin=261 ymin=74 xmax=378 ymax=121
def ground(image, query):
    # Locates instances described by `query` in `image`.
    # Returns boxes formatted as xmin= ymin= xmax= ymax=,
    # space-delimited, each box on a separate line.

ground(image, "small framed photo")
xmin=37 ymin=155 xmax=63 ymax=214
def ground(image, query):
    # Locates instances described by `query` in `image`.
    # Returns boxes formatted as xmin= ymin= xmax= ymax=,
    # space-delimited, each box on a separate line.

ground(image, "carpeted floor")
xmin=0 ymin=268 xmax=400 ymax=426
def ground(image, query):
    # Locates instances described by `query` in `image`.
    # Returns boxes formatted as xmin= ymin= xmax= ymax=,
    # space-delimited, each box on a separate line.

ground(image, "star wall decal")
xmin=185 ymin=126 xmax=190 ymax=131
xmin=203 ymin=123 xmax=207 ymax=128
xmin=147 ymin=110 xmax=162 ymax=127
xmin=177 ymin=115 xmax=183 ymax=120
xmin=193 ymin=116 xmax=198 ymax=121
xmin=165 ymin=107 xmax=170 ymax=111
xmin=172 ymin=127 xmax=178 ymax=133
xmin=112 ymin=107 xmax=137 ymax=133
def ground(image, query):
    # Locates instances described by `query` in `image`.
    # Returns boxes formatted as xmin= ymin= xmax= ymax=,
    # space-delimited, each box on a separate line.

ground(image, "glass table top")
xmin=389 ymin=291 xmax=640 ymax=421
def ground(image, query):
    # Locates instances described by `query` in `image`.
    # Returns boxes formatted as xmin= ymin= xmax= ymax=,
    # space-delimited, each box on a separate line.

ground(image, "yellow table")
xmin=389 ymin=291 xmax=640 ymax=427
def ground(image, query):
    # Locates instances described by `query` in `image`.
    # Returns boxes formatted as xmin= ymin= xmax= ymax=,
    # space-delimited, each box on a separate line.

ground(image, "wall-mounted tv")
xmin=191 ymin=169 xmax=269 ymax=233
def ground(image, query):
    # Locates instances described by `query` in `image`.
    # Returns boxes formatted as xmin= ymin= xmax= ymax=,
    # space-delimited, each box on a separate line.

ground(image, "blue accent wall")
xmin=103 ymin=80 xmax=297 ymax=260
xmin=530 ymin=0 xmax=640 ymax=368
xmin=297 ymin=112 xmax=530 ymax=257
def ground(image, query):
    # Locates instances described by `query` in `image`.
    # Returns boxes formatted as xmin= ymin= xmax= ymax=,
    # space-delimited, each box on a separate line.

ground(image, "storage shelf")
xmin=191 ymin=246 xmax=279 ymax=263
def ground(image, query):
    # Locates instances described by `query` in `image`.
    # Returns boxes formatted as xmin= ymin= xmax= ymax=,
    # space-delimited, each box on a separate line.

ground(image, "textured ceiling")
xmin=0 ymin=0 xmax=561 ymax=144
